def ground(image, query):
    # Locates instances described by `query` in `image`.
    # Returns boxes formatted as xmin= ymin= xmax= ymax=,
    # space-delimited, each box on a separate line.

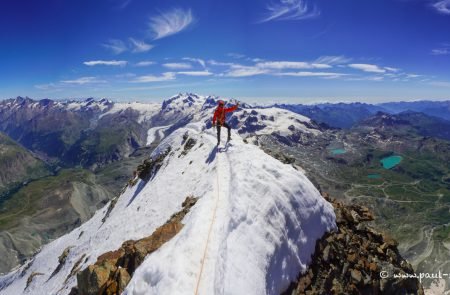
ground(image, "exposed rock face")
xmin=74 ymin=196 xmax=198 ymax=295
xmin=284 ymin=195 xmax=424 ymax=295
xmin=134 ymin=147 xmax=171 ymax=183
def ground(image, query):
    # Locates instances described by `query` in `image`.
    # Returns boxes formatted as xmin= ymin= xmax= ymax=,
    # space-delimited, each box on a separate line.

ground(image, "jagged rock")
xmin=76 ymin=196 xmax=198 ymax=295
xmin=49 ymin=246 xmax=73 ymax=279
xmin=283 ymin=197 xmax=424 ymax=295
xmin=180 ymin=137 xmax=196 ymax=157
xmin=102 ymin=197 xmax=118 ymax=223
xmin=350 ymin=269 xmax=362 ymax=284
xmin=25 ymin=272 xmax=44 ymax=290
xmin=65 ymin=254 xmax=87 ymax=284
xmin=135 ymin=148 xmax=171 ymax=182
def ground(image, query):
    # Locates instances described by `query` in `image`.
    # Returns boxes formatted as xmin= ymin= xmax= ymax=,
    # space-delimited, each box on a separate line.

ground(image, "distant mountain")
xmin=378 ymin=100 xmax=450 ymax=121
xmin=0 ymin=132 xmax=49 ymax=198
xmin=357 ymin=111 xmax=450 ymax=141
xmin=0 ymin=97 xmax=159 ymax=168
xmin=275 ymin=100 xmax=450 ymax=129
xmin=275 ymin=102 xmax=386 ymax=129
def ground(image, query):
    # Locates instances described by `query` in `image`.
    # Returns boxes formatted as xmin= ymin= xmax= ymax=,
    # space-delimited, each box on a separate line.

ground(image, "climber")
xmin=212 ymin=100 xmax=239 ymax=145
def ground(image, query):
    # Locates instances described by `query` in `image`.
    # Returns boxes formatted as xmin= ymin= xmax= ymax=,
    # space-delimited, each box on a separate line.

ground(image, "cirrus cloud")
xmin=348 ymin=63 xmax=386 ymax=73
xmin=132 ymin=72 xmax=176 ymax=83
xmin=162 ymin=62 xmax=192 ymax=70
xmin=177 ymin=70 xmax=213 ymax=76
xmin=259 ymin=0 xmax=320 ymax=23
xmin=83 ymin=60 xmax=127 ymax=66
xmin=433 ymin=0 xmax=450 ymax=14
xmin=149 ymin=8 xmax=195 ymax=40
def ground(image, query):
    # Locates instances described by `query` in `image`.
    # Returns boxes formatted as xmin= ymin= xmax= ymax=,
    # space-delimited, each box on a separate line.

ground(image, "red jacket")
xmin=212 ymin=104 xmax=238 ymax=125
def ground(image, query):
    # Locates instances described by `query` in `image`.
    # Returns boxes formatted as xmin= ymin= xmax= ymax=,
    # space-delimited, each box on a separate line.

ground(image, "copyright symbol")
xmin=380 ymin=271 xmax=389 ymax=279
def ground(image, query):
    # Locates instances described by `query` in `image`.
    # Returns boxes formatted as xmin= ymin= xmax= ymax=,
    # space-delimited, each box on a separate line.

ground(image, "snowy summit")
xmin=0 ymin=118 xmax=336 ymax=294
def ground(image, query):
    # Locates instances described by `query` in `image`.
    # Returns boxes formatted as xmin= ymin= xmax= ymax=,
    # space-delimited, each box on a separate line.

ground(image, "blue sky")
xmin=1 ymin=0 xmax=450 ymax=103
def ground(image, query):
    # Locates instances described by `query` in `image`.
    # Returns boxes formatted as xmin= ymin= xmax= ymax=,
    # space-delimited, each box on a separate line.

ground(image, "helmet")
xmin=218 ymin=100 xmax=224 ymax=106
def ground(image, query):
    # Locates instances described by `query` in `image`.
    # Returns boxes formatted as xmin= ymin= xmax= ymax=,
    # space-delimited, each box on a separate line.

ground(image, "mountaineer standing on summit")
xmin=212 ymin=100 xmax=239 ymax=145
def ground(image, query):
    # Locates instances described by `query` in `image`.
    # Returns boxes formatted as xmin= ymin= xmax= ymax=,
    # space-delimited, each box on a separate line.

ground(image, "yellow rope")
xmin=194 ymin=150 xmax=221 ymax=295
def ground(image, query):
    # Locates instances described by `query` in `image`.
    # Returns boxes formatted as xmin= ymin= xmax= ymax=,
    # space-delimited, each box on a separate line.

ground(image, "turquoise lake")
xmin=330 ymin=148 xmax=346 ymax=155
xmin=368 ymin=174 xmax=382 ymax=179
xmin=380 ymin=155 xmax=403 ymax=169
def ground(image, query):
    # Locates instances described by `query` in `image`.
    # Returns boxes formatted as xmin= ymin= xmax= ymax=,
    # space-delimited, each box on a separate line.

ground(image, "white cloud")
xmin=132 ymin=72 xmax=176 ymax=83
xmin=227 ymin=53 xmax=246 ymax=59
xmin=208 ymin=60 xmax=236 ymax=67
xmin=431 ymin=48 xmax=450 ymax=55
xmin=348 ymin=63 xmax=386 ymax=73
xmin=182 ymin=57 xmax=206 ymax=68
xmin=275 ymin=71 xmax=347 ymax=77
xmin=60 ymin=77 xmax=106 ymax=85
xmin=84 ymin=60 xmax=127 ymax=66
xmin=129 ymin=38 xmax=154 ymax=53
xmin=406 ymin=74 xmax=421 ymax=78
xmin=315 ymin=55 xmax=351 ymax=65
xmin=256 ymin=61 xmax=331 ymax=69
xmin=259 ymin=0 xmax=320 ymax=23
xmin=177 ymin=71 xmax=213 ymax=76
xmin=135 ymin=61 xmax=155 ymax=67
xmin=162 ymin=62 xmax=192 ymax=69
xmin=102 ymin=39 xmax=128 ymax=54
xmin=384 ymin=67 xmax=400 ymax=72
xmin=149 ymin=8 xmax=195 ymax=40
xmin=433 ymin=0 xmax=450 ymax=14
xmin=225 ymin=65 xmax=269 ymax=77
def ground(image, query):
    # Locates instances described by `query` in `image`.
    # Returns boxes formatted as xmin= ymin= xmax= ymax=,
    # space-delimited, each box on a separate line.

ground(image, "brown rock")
xmin=117 ymin=268 xmax=131 ymax=292
xmin=350 ymin=269 xmax=362 ymax=284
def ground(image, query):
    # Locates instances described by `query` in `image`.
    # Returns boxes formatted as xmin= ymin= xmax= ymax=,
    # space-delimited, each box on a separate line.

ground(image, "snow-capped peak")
xmin=0 ymin=122 xmax=336 ymax=295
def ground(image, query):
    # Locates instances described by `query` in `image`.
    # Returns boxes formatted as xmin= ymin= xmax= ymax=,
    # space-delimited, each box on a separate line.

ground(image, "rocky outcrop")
xmin=284 ymin=195 xmax=424 ymax=295
xmin=133 ymin=147 xmax=171 ymax=183
xmin=73 ymin=196 xmax=198 ymax=295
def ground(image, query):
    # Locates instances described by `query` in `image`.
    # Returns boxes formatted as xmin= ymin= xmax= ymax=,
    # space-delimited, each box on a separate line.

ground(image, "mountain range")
xmin=0 ymin=94 xmax=448 ymax=294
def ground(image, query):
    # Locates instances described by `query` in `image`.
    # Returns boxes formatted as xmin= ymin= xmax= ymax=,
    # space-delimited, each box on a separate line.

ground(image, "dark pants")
xmin=216 ymin=122 xmax=231 ymax=144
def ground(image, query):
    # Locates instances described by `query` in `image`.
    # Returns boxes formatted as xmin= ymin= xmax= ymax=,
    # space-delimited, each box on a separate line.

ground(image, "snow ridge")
xmin=0 ymin=122 xmax=335 ymax=295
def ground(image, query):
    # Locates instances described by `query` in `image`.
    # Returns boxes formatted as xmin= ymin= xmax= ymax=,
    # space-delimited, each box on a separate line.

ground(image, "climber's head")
xmin=218 ymin=100 xmax=225 ymax=107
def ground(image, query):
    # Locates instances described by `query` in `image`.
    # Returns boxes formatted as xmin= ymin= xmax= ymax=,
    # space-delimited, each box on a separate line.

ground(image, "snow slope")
xmin=0 ymin=123 xmax=335 ymax=295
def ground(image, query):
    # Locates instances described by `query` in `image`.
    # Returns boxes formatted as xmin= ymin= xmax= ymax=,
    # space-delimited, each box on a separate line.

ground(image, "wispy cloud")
xmin=129 ymin=38 xmax=154 ymax=53
xmin=348 ymin=63 xmax=386 ymax=73
xmin=162 ymin=62 xmax=192 ymax=69
xmin=149 ymin=8 xmax=195 ymax=40
xmin=225 ymin=65 xmax=269 ymax=77
xmin=275 ymin=71 xmax=348 ymax=77
xmin=60 ymin=77 xmax=106 ymax=85
xmin=256 ymin=61 xmax=331 ymax=69
xmin=315 ymin=55 xmax=352 ymax=65
xmin=259 ymin=0 xmax=320 ymax=23
xmin=102 ymin=39 xmax=128 ymax=54
xmin=132 ymin=72 xmax=176 ymax=83
xmin=208 ymin=60 xmax=236 ymax=67
xmin=117 ymin=0 xmax=132 ymax=9
xmin=227 ymin=53 xmax=246 ymax=59
xmin=384 ymin=67 xmax=400 ymax=72
xmin=84 ymin=60 xmax=127 ymax=66
xmin=182 ymin=57 xmax=206 ymax=68
xmin=34 ymin=83 xmax=59 ymax=90
xmin=134 ymin=61 xmax=155 ymax=67
xmin=432 ymin=0 xmax=450 ymax=14
xmin=431 ymin=48 xmax=450 ymax=55
xmin=177 ymin=70 xmax=213 ymax=76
